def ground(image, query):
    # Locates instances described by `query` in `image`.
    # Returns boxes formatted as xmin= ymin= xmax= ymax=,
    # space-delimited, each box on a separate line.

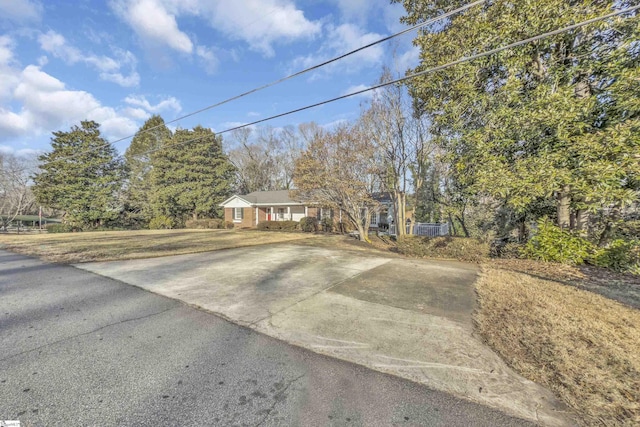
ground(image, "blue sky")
xmin=0 ymin=0 xmax=420 ymax=156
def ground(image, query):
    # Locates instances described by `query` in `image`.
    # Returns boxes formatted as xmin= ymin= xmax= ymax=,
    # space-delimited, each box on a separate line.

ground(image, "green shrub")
xmin=615 ymin=220 xmax=640 ymax=240
xmin=320 ymin=217 xmax=334 ymax=232
xmin=397 ymin=235 xmax=490 ymax=262
xmin=523 ymin=218 xmax=594 ymax=264
xmin=257 ymin=220 xmax=299 ymax=231
xmin=149 ymin=215 xmax=174 ymax=230
xmin=592 ymin=239 xmax=640 ymax=273
xmin=185 ymin=218 xmax=225 ymax=229
xmin=45 ymin=223 xmax=82 ymax=233
xmin=501 ymin=242 xmax=525 ymax=259
xmin=299 ymin=217 xmax=318 ymax=232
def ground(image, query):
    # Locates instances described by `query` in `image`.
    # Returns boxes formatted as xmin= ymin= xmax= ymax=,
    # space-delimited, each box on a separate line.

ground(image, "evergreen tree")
xmin=123 ymin=115 xmax=171 ymax=225
xmin=395 ymin=0 xmax=640 ymax=235
xmin=150 ymin=126 xmax=235 ymax=224
xmin=33 ymin=121 xmax=125 ymax=227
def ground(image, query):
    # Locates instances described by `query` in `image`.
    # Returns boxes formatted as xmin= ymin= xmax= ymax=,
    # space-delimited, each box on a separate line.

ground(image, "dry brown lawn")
xmin=0 ymin=229 xmax=318 ymax=263
xmin=476 ymin=264 xmax=640 ymax=426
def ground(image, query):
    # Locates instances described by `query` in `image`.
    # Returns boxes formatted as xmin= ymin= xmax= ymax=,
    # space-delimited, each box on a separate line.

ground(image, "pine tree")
xmin=33 ymin=121 xmax=125 ymax=227
xmin=150 ymin=126 xmax=235 ymax=224
xmin=123 ymin=115 xmax=171 ymax=225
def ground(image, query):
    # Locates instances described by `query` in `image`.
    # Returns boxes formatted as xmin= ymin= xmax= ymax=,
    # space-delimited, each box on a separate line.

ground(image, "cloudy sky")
xmin=0 ymin=0 xmax=420 ymax=156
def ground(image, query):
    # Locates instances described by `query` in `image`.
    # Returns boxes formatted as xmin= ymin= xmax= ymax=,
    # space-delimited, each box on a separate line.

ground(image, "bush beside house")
xmin=257 ymin=220 xmax=299 ymax=231
xmin=299 ymin=216 xmax=318 ymax=232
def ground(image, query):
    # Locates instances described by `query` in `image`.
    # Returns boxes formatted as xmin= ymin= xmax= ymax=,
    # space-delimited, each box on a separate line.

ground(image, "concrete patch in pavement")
xmin=78 ymin=243 xmax=576 ymax=426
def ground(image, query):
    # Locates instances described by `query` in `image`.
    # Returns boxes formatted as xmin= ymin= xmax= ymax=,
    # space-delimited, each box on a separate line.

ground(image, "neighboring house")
xmin=220 ymin=190 xmax=320 ymax=228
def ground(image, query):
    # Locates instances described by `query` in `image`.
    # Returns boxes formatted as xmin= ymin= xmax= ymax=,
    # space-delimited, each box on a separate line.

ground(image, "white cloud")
xmin=0 ymin=145 xmax=41 ymax=157
xmin=0 ymin=36 xmax=20 ymax=102
xmin=0 ymin=0 xmax=42 ymax=22
xmin=110 ymin=0 xmax=193 ymax=53
xmin=0 ymin=35 xmax=16 ymax=64
xmin=341 ymin=84 xmax=375 ymax=99
xmin=123 ymin=107 xmax=150 ymax=120
xmin=109 ymin=0 xmax=321 ymax=63
xmin=38 ymin=30 xmax=82 ymax=63
xmin=195 ymin=45 xmax=218 ymax=75
xmin=330 ymin=0 xmax=380 ymax=24
xmin=290 ymin=23 xmax=385 ymax=77
xmin=196 ymin=0 xmax=321 ymax=57
xmin=124 ymin=94 xmax=181 ymax=115
xmin=321 ymin=118 xmax=348 ymax=130
xmin=38 ymin=30 xmax=140 ymax=87
xmin=0 ymin=64 xmax=139 ymax=142
xmin=394 ymin=45 xmax=420 ymax=74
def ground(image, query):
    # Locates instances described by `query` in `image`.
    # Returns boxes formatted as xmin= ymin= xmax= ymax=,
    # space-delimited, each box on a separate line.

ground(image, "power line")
xmin=49 ymin=0 xmax=487 ymax=163
xmin=130 ymin=4 xmax=639 ymax=158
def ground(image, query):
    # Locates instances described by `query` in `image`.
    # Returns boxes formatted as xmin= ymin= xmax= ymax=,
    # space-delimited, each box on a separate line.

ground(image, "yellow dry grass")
xmin=0 ymin=229 xmax=318 ymax=263
xmin=475 ymin=266 xmax=640 ymax=426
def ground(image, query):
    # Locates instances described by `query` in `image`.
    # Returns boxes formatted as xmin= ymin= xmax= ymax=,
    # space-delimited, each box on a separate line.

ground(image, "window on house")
xmin=234 ymin=208 xmax=243 ymax=220
xmin=278 ymin=208 xmax=285 ymax=220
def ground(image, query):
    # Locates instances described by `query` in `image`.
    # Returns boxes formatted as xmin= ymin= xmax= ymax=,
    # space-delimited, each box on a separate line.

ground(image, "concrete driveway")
xmin=78 ymin=243 xmax=575 ymax=426
xmin=1 ymin=250 xmax=533 ymax=426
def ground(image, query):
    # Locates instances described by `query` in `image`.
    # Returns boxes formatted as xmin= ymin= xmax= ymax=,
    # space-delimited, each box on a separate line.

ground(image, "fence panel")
xmin=388 ymin=222 xmax=449 ymax=237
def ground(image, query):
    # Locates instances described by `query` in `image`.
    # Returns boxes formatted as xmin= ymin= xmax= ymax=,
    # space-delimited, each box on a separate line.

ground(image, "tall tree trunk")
xmin=394 ymin=191 xmax=406 ymax=236
xmin=570 ymin=211 xmax=576 ymax=230
xmin=518 ymin=217 xmax=527 ymax=242
xmin=356 ymin=211 xmax=371 ymax=243
xmin=556 ymin=185 xmax=571 ymax=229
xmin=576 ymin=209 xmax=590 ymax=233
xmin=448 ymin=212 xmax=457 ymax=236
xmin=598 ymin=206 xmax=619 ymax=247
xmin=455 ymin=214 xmax=470 ymax=237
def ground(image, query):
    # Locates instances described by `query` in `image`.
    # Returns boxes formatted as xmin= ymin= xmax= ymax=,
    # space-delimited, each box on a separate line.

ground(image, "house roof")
xmin=220 ymin=190 xmax=304 ymax=207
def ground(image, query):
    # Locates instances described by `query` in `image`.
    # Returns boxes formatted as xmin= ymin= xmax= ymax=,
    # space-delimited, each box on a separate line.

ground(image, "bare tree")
xmin=361 ymin=68 xmax=429 ymax=235
xmin=228 ymin=127 xmax=272 ymax=193
xmin=293 ymin=123 xmax=380 ymax=242
xmin=0 ymin=152 xmax=37 ymax=231
xmin=228 ymin=124 xmax=313 ymax=193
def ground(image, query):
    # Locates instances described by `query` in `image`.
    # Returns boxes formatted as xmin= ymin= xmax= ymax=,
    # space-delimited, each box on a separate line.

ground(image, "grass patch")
xmin=0 ymin=229 xmax=318 ymax=263
xmin=475 ymin=264 xmax=640 ymax=426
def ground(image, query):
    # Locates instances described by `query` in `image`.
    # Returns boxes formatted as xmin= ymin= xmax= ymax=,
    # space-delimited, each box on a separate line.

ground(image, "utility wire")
xmin=44 ymin=4 xmax=639 ymax=166
xmin=48 ymin=0 xmax=487 ymax=163
xmin=129 ymin=4 xmax=639 ymax=159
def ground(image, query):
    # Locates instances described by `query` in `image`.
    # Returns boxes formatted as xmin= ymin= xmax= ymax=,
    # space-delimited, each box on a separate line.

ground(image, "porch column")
xmin=272 ymin=207 xmax=275 ymax=221
xmin=255 ymin=207 xmax=259 ymax=226
xmin=304 ymin=206 xmax=308 ymax=217
xmin=287 ymin=206 xmax=291 ymax=220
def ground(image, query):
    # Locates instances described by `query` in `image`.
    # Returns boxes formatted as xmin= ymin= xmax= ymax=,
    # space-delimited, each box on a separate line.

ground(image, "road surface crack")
xmin=254 ymin=373 xmax=305 ymax=427
xmin=0 ymin=306 xmax=176 ymax=362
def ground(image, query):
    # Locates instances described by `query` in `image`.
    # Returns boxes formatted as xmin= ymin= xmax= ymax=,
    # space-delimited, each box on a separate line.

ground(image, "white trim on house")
xmin=222 ymin=195 xmax=253 ymax=208
xmin=233 ymin=207 xmax=244 ymax=222
xmin=253 ymin=202 xmax=305 ymax=206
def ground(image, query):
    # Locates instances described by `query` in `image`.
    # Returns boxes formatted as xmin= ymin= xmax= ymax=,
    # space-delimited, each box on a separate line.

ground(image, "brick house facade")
xmin=220 ymin=190 xmax=319 ymax=228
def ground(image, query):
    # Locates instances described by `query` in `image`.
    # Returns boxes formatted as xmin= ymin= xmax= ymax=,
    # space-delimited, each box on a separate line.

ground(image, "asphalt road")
xmin=0 ymin=250 xmax=533 ymax=426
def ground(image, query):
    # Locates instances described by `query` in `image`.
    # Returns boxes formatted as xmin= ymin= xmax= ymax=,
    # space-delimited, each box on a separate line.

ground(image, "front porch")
xmin=258 ymin=205 xmax=307 ymax=222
